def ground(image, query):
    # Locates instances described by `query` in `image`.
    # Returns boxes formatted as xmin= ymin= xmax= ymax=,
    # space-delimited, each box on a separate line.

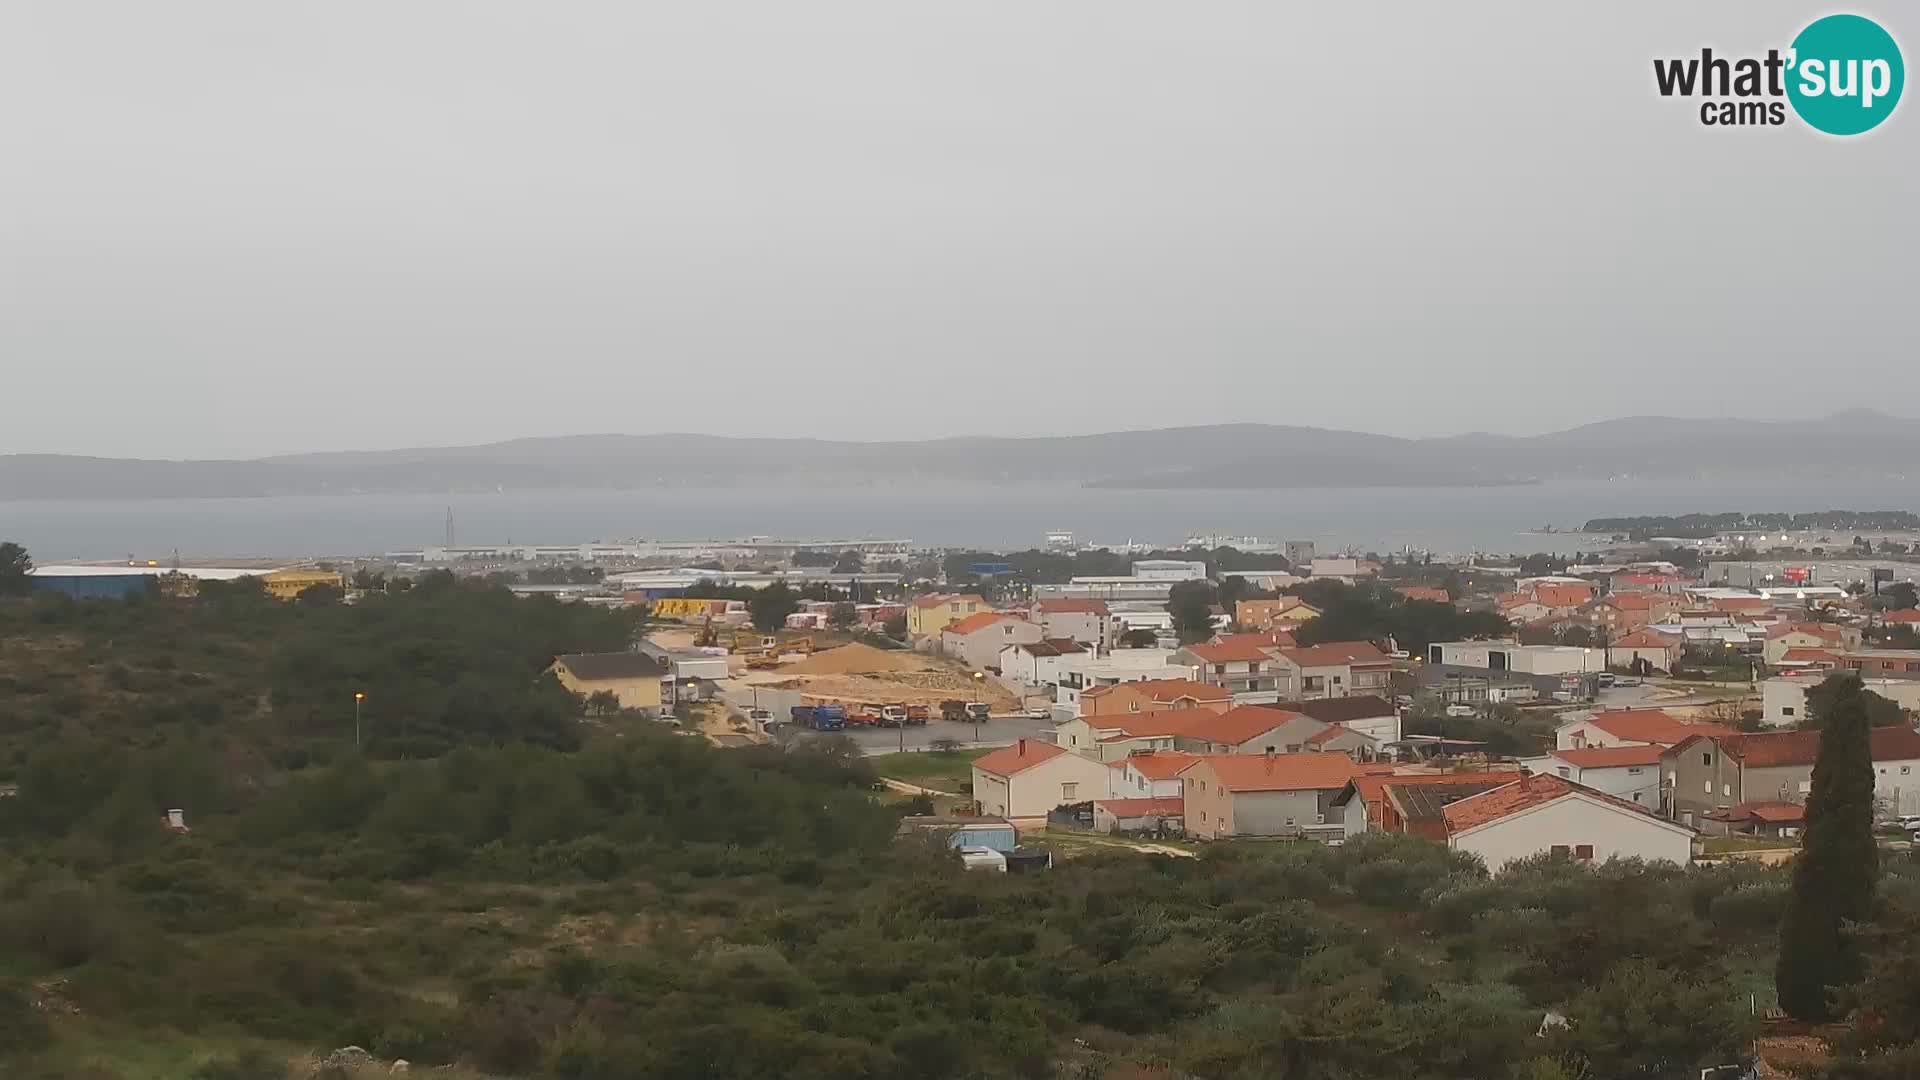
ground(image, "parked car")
xmin=1444 ymin=704 xmax=1476 ymax=718
xmin=1596 ymin=672 xmax=1616 ymax=687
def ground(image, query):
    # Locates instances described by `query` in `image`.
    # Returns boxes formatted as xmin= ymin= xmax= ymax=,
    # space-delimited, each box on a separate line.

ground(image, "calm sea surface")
xmin=4 ymin=480 xmax=1917 ymax=562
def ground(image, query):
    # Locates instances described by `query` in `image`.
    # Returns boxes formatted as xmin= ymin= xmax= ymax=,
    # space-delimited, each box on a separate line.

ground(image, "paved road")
xmin=797 ymin=715 xmax=1055 ymax=755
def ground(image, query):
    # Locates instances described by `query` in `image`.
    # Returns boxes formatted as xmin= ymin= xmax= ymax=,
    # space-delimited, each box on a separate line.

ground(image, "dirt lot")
xmin=731 ymin=642 xmax=1018 ymax=709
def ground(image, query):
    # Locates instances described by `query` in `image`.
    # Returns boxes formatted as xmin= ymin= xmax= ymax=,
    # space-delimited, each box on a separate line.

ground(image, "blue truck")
xmin=790 ymin=704 xmax=848 ymax=732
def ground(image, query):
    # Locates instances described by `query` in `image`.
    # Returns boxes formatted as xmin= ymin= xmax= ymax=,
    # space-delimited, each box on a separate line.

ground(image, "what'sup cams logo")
xmin=1655 ymin=13 xmax=1903 ymax=134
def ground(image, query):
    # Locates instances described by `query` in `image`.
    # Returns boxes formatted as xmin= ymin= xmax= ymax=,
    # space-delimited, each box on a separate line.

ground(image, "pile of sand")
xmin=786 ymin=642 xmax=923 ymax=676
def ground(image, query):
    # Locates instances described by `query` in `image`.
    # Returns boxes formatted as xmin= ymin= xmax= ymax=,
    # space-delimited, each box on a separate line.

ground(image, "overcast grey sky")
xmin=3 ymin=2 xmax=1911 ymax=458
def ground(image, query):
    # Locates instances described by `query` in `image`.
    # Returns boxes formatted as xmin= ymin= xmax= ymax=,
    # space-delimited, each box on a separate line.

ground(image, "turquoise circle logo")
xmin=1786 ymin=14 xmax=1904 ymax=135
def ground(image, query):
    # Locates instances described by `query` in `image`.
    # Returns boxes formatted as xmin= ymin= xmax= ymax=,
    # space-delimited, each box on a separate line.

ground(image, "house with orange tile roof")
xmin=1171 ymin=706 xmax=1325 ymax=756
xmin=1662 ymin=726 xmax=1920 ymax=823
xmin=1775 ymin=646 xmax=1841 ymax=670
xmin=1840 ymin=648 xmax=1920 ymax=679
xmin=1330 ymin=768 xmax=1525 ymax=838
xmin=970 ymin=739 xmax=1114 ymax=818
xmin=1056 ymin=707 xmax=1223 ymax=762
xmin=1587 ymin=591 xmax=1678 ymax=633
xmin=1175 ymin=637 xmax=1290 ymax=703
xmin=1496 ymin=593 xmax=1552 ymax=625
xmin=1442 ymin=772 xmax=1695 ymax=871
xmin=1700 ymin=800 xmax=1804 ymax=838
xmin=1272 ymin=641 xmax=1394 ymax=699
xmin=1180 ymin=752 xmax=1358 ymax=840
xmin=1395 ymin=585 xmax=1452 ymax=604
xmin=1031 ymin=598 xmax=1112 ymax=649
xmin=940 ymin=612 xmax=1043 ymax=671
xmin=1604 ymin=628 xmax=1683 ymax=673
xmin=1105 ymin=749 xmax=1202 ymax=799
xmin=1554 ymin=708 xmax=1735 ymax=751
xmin=1761 ymin=621 xmax=1857 ymax=664
xmin=1881 ymin=608 xmax=1920 ymax=626
xmin=1079 ymin=677 xmax=1232 ymax=718
xmin=1234 ymin=596 xmax=1321 ymax=630
xmin=1530 ymin=582 xmax=1595 ymax=613
xmin=906 ymin=593 xmax=989 ymax=638
xmin=1091 ymin=796 xmax=1185 ymax=835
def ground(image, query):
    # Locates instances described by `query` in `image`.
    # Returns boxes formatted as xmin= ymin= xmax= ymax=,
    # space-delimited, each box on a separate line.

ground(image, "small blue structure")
xmin=29 ymin=571 xmax=152 ymax=600
xmin=896 ymin=815 xmax=1018 ymax=852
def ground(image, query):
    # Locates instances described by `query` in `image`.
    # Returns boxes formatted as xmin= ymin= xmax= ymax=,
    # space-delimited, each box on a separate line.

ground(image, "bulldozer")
xmin=694 ymin=613 xmax=718 ymax=649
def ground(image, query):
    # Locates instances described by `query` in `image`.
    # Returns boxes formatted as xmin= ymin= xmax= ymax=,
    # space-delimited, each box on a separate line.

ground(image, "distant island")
xmin=4 ymin=410 xmax=1919 ymax=500
xmin=1583 ymin=511 xmax=1920 ymax=539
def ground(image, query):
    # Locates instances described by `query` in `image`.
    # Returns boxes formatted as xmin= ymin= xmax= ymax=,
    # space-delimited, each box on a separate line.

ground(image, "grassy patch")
xmin=1701 ymin=834 xmax=1797 ymax=854
xmin=868 ymin=749 xmax=986 ymax=791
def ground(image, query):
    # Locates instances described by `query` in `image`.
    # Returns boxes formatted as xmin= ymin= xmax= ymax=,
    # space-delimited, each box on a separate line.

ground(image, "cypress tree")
xmin=1775 ymin=673 xmax=1880 ymax=1020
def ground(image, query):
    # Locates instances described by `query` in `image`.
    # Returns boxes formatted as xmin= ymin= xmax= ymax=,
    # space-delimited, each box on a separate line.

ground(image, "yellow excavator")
xmin=745 ymin=637 xmax=816 ymax=669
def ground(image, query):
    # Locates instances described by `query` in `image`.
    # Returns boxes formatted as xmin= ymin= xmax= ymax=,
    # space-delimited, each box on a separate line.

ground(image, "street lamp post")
xmin=972 ymin=671 xmax=985 ymax=744
xmin=353 ymin=691 xmax=366 ymax=749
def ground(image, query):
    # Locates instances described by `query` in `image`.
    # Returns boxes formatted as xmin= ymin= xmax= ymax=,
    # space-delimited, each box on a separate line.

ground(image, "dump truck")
xmin=904 ymin=704 xmax=931 ymax=726
xmin=880 ymin=704 xmax=910 ymax=727
xmin=789 ymin=704 xmax=847 ymax=732
xmin=966 ymin=702 xmax=991 ymax=723
xmin=940 ymin=699 xmax=967 ymax=722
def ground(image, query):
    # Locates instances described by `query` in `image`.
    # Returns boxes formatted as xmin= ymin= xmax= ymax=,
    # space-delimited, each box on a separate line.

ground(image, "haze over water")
xmin=7 ymin=478 xmax=1917 ymax=563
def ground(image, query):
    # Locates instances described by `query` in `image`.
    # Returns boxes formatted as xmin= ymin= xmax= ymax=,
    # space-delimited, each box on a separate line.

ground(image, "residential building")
xmin=1332 ymin=769 xmax=1525 ymax=837
xmin=906 ymin=593 xmax=989 ymax=638
xmin=1052 ymin=652 xmax=1194 ymax=710
xmin=1881 ymin=609 xmax=1920 ymax=627
xmin=997 ymin=639 xmax=1087 ymax=687
xmin=1105 ymin=749 xmax=1202 ymax=799
xmin=1234 ymin=597 xmax=1322 ymax=630
xmin=1662 ymin=727 xmax=1920 ymax=822
xmin=1531 ymin=582 xmax=1595 ymax=613
xmin=1762 ymin=622 xmax=1855 ymax=664
xmin=1172 ymin=707 xmax=1324 ymax=756
xmin=1842 ymin=649 xmax=1920 ymax=679
xmin=1443 ymin=773 xmax=1696 ymax=871
xmin=1177 ymin=637 xmax=1290 ymax=703
xmin=942 ymin=613 xmax=1044 ymax=672
xmin=1555 ymin=708 xmax=1734 ymax=751
xmin=1395 ymin=586 xmax=1451 ymax=604
xmin=1700 ymin=801 xmax=1804 ymax=838
xmin=1180 ymin=752 xmax=1358 ymax=841
xmin=1519 ymin=745 xmax=1664 ymax=806
xmin=1775 ymin=647 xmax=1842 ymax=672
xmin=548 ymin=652 xmax=669 ymax=715
xmin=1308 ymin=557 xmax=1374 ymax=581
xmin=1079 ymin=678 xmax=1232 ymax=718
xmin=1032 ymin=598 xmax=1112 ymax=649
xmin=1496 ymin=594 xmax=1552 ymax=625
xmin=1273 ymin=695 xmax=1401 ymax=743
xmin=970 ymin=739 xmax=1115 ymax=818
xmin=1605 ymin=629 xmax=1683 ymax=672
xmin=1416 ymin=664 xmax=1558 ymax=706
xmin=1056 ymin=708 xmax=1223 ymax=761
xmin=1761 ymin=673 xmax=1920 ymax=727
xmin=1305 ymin=723 xmax=1380 ymax=758
xmin=1588 ymin=592 xmax=1677 ymax=633
xmin=1273 ymin=641 xmax=1393 ymax=699
xmin=1091 ymin=797 xmax=1184 ymax=834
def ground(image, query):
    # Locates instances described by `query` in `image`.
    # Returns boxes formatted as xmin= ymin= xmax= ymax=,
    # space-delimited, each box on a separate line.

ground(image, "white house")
xmin=1105 ymin=749 xmax=1200 ymax=799
xmin=1032 ymin=599 xmax=1112 ymax=650
xmin=997 ymin=639 xmax=1087 ymax=689
xmin=1762 ymin=674 xmax=1920 ymax=728
xmin=970 ymin=740 xmax=1115 ymax=818
xmin=1554 ymin=708 xmax=1734 ymax=751
xmin=1051 ymin=650 xmax=1193 ymax=711
xmin=1442 ymin=773 xmax=1696 ymax=872
xmin=941 ymin=612 xmax=1044 ymax=673
xmin=1604 ymin=630 xmax=1683 ymax=673
xmin=1518 ymin=745 xmax=1664 ymax=806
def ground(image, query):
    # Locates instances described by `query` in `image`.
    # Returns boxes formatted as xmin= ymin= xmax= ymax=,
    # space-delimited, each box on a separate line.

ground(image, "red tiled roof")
xmin=1087 ymin=707 xmax=1222 ymax=739
xmin=1681 ymin=727 xmax=1920 ymax=769
xmin=1396 ymin=586 xmax=1451 ymax=603
xmin=1279 ymin=641 xmax=1391 ymax=668
xmin=1082 ymin=678 xmax=1231 ymax=704
xmin=1550 ymin=745 xmax=1666 ymax=769
xmin=1766 ymin=622 xmax=1845 ymax=641
xmin=1181 ymin=706 xmax=1309 ymax=746
xmin=1114 ymin=750 xmax=1202 ymax=780
xmin=1343 ymin=770 xmax=1525 ymax=826
xmin=1779 ymin=647 xmax=1840 ymax=664
xmin=971 ymin=739 xmax=1068 ymax=777
xmin=1184 ymin=637 xmax=1280 ymax=663
xmin=944 ymin=611 xmax=1024 ymax=636
xmin=1713 ymin=597 xmax=1772 ymax=612
xmin=1617 ymin=573 xmax=1686 ymax=585
xmin=1603 ymin=592 xmax=1661 ymax=611
xmin=1093 ymin=796 xmax=1184 ymax=817
xmin=1305 ymin=723 xmax=1359 ymax=746
xmin=912 ymin=592 xmax=984 ymax=609
xmin=1580 ymin=709 xmax=1735 ymax=746
xmin=1036 ymin=598 xmax=1109 ymax=615
xmin=1181 ymin=752 xmax=1356 ymax=793
xmin=1534 ymin=584 xmax=1594 ymax=608
xmin=1442 ymin=772 xmax=1670 ymax=834
xmin=1882 ymin=609 xmax=1920 ymax=624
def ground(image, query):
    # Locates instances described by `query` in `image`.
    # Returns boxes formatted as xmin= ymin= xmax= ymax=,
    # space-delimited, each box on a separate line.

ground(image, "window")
xmin=1627 ymin=766 xmax=1643 ymax=775
xmin=1315 ymin=814 xmax=1326 ymax=825
xmin=1284 ymin=817 xmax=1295 ymax=827
xmin=1061 ymin=783 xmax=1078 ymax=800
xmin=1904 ymin=766 xmax=1913 ymax=775
xmin=1701 ymin=752 xmax=1713 ymax=766
xmin=1632 ymin=792 xmax=1642 ymax=802
xmin=1574 ymin=844 xmax=1594 ymax=861
xmin=1556 ymin=767 xmax=1571 ymax=778
xmin=1551 ymin=844 xmax=1570 ymax=856
xmin=1799 ymin=780 xmax=1812 ymax=794
xmin=1782 ymin=706 xmax=1796 ymax=716
xmin=1722 ymin=783 xmax=1732 ymax=797
xmin=1703 ymin=781 xmax=1713 ymax=794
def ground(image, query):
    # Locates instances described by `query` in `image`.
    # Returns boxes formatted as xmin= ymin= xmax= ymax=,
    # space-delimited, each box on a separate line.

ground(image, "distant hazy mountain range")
xmin=3 ymin=410 xmax=1916 ymax=499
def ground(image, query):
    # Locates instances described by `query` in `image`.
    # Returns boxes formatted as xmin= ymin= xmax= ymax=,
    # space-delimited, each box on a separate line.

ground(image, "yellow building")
xmin=261 ymin=568 xmax=345 ymax=601
xmin=906 ymin=593 xmax=989 ymax=638
xmin=1234 ymin=597 xmax=1321 ymax=629
xmin=548 ymin=652 xmax=669 ymax=715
